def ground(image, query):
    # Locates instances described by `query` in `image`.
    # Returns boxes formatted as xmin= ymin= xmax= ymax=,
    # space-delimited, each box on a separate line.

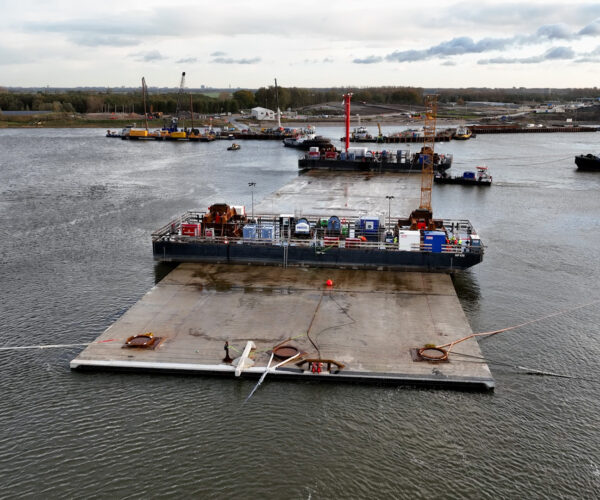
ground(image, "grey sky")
xmin=1 ymin=0 xmax=599 ymax=87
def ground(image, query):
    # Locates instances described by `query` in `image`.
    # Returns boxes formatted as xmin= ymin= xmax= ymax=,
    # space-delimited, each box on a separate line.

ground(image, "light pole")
xmin=248 ymin=182 xmax=256 ymax=221
xmin=386 ymin=195 xmax=394 ymax=230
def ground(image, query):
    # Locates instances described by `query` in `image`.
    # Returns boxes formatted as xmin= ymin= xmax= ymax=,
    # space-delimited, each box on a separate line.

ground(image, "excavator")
xmin=376 ymin=122 xmax=384 ymax=143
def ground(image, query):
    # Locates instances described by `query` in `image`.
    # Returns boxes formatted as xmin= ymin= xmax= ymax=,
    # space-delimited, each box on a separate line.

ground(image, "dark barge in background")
xmin=298 ymin=146 xmax=452 ymax=173
xmin=152 ymin=204 xmax=483 ymax=272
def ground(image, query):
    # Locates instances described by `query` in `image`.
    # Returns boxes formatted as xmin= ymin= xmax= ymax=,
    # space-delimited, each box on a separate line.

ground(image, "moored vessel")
xmin=299 ymin=146 xmax=452 ymax=172
xmin=575 ymin=154 xmax=600 ymax=171
xmin=434 ymin=166 xmax=492 ymax=185
xmin=152 ymin=204 xmax=483 ymax=272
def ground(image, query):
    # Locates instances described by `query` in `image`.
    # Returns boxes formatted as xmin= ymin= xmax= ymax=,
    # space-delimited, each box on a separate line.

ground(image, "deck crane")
xmin=164 ymin=71 xmax=186 ymax=132
xmin=410 ymin=94 xmax=438 ymax=230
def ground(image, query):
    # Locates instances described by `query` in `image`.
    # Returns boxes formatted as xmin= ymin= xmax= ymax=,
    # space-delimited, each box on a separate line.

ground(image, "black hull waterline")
xmin=434 ymin=177 xmax=491 ymax=186
xmin=153 ymin=240 xmax=482 ymax=272
xmin=299 ymin=158 xmax=452 ymax=172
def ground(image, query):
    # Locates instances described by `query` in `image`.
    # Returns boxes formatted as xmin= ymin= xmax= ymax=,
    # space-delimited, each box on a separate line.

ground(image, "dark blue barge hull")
xmin=153 ymin=240 xmax=482 ymax=272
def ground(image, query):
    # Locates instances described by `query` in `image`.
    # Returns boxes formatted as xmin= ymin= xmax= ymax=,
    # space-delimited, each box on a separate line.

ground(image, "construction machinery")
xmin=175 ymin=71 xmax=186 ymax=120
xmin=410 ymin=94 xmax=437 ymax=230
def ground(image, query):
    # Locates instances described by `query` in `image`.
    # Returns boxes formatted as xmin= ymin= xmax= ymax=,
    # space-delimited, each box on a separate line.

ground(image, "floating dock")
xmin=70 ymin=263 xmax=494 ymax=390
xmin=71 ymin=171 xmax=494 ymax=391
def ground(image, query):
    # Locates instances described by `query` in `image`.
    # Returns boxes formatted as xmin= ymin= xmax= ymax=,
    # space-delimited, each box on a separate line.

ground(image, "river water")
xmin=1 ymin=126 xmax=599 ymax=498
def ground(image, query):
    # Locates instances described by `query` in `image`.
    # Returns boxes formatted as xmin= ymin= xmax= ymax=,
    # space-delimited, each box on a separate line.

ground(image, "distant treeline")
xmin=436 ymin=88 xmax=600 ymax=105
xmin=0 ymin=86 xmax=598 ymax=114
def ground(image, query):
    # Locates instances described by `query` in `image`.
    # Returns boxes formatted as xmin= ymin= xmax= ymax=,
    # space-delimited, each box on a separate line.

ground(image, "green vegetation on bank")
xmin=0 ymin=86 xmax=424 ymax=116
xmin=2 ymin=85 xmax=598 ymax=118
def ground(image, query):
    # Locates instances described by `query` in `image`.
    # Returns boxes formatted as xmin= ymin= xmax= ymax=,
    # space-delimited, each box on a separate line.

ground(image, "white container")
xmin=347 ymin=147 xmax=368 ymax=157
xmin=398 ymin=230 xmax=421 ymax=251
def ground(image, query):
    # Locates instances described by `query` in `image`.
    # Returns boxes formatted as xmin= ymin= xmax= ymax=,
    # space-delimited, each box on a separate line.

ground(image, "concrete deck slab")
xmin=256 ymin=171 xmax=421 ymax=217
xmin=71 ymin=263 xmax=494 ymax=390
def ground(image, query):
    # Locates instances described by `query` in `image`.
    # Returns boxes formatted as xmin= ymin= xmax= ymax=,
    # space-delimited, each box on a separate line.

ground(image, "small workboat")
xmin=434 ymin=166 xmax=492 ymax=185
xmin=454 ymin=126 xmax=472 ymax=140
xmin=227 ymin=143 xmax=241 ymax=151
xmin=575 ymin=154 xmax=600 ymax=171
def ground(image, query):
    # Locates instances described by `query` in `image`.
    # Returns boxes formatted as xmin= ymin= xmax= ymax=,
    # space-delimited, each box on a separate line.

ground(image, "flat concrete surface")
xmin=71 ymin=263 xmax=494 ymax=390
xmin=256 ymin=171 xmax=421 ymax=217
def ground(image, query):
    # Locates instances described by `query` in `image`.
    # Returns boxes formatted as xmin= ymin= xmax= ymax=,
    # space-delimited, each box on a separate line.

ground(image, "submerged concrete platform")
xmin=71 ymin=263 xmax=494 ymax=391
xmin=256 ymin=170 xmax=421 ymax=217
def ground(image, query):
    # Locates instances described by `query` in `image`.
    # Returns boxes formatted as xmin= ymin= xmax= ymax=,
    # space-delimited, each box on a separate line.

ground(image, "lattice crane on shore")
xmin=410 ymin=94 xmax=438 ymax=230
xmin=141 ymin=77 xmax=149 ymax=131
xmin=175 ymin=71 xmax=186 ymax=120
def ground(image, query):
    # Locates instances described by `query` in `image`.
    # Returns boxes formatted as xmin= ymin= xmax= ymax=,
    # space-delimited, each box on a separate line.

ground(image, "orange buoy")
xmin=326 ymin=279 xmax=333 ymax=287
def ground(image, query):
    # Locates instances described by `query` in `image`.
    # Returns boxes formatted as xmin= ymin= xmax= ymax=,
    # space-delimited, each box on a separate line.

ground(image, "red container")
xmin=324 ymin=236 xmax=340 ymax=247
xmin=344 ymin=237 xmax=361 ymax=248
xmin=181 ymin=223 xmax=201 ymax=236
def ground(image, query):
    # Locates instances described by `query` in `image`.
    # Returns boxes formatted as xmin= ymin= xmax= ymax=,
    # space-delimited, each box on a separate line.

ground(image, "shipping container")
xmin=260 ymin=225 xmax=274 ymax=240
xmin=359 ymin=217 xmax=379 ymax=233
xmin=398 ymin=230 xmax=421 ymax=251
xmin=423 ymin=231 xmax=446 ymax=253
xmin=347 ymin=147 xmax=368 ymax=157
xmin=181 ymin=223 xmax=201 ymax=237
xmin=345 ymin=237 xmax=361 ymax=248
xmin=242 ymin=225 xmax=256 ymax=239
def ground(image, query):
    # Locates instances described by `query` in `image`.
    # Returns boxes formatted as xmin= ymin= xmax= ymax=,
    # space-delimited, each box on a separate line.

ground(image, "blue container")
xmin=243 ymin=224 xmax=257 ymax=239
xmin=423 ymin=231 xmax=446 ymax=253
xmin=348 ymin=153 xmax=355 ymax=160
xmin=340 ymin=152 xmax=346 ymax=160
xmin=260 ymin=225 xmax=274 ymax=239
xmin=463 ymin=171 xmax=476 ymax=179
xmin=359 ymin=217 xmax=379 ymax=234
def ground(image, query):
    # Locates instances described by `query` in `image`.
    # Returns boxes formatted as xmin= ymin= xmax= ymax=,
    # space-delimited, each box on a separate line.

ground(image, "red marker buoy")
xmin=326 ymin=279 xmax=333 ymax=287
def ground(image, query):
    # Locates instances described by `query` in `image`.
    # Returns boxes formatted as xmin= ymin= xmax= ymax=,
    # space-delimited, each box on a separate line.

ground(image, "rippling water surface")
xmin=1 ymin=127 xmax=599 ymax=498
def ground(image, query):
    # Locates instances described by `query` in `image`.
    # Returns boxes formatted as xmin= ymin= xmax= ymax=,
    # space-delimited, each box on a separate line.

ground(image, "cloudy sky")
xmin=1 ymin=0 xmax=600 ymax=88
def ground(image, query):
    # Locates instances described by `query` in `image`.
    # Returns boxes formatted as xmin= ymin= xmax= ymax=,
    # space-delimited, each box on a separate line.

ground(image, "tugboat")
xmin=453 ymin=126 xmax=473 ymax=140
xmin=575 ymin=154 xmax=600 ymax=171
xmin=227 ymin=143 xmax=241 ymax=151
xmin=434 ymin=166 xmax=492 ymax=186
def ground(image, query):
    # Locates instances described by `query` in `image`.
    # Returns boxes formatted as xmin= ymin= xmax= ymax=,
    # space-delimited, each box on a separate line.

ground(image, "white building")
xmin=251 ymin=107 xmax=275 ymax=120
